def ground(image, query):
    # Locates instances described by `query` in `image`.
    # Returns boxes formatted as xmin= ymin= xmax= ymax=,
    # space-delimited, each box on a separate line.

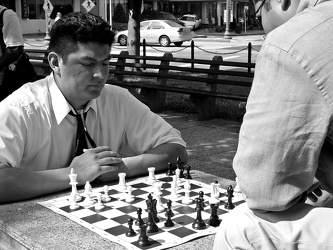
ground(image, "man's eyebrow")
xmin=81 ymin=54 xmax=112 ymax=61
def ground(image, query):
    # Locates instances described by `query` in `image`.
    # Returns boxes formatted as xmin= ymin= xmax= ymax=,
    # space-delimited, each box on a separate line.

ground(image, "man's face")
xmin=57 ymin=42 xmax=111 ymax=109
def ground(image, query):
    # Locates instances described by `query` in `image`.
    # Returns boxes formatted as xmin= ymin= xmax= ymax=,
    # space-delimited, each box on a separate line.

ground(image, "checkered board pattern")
xmin=38 ymin=174 xmax=245 ymax=250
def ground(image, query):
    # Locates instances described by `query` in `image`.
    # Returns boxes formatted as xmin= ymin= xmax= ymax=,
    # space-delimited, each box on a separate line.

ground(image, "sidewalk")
xmin=160 ymin=112 xmax=240 ymax=189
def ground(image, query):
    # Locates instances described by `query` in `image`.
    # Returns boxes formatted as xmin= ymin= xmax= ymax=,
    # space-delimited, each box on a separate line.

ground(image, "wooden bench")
xmin=25 ymin=49 xmax=254 ymax=120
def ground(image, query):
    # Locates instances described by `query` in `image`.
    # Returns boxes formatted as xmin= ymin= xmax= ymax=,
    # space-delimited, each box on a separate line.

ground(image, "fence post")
xmin=114 ymin=50 xmax=128 ymax=82
xmin=191 ymin=40 xmax=194 ymax=69
xmin=248 ymin=42 xmax=252 ymax=73
xmin=143 ymin=39 xmax=146 ymax=70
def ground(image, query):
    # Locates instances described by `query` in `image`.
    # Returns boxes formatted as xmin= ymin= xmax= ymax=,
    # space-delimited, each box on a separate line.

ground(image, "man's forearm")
xmin=95 ymin=143 xmax=188 ymax=182
xmin=0 ymin=166 xmax=70 ymax=204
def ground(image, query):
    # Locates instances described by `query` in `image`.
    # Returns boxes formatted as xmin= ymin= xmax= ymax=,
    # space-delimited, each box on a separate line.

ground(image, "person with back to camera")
xmin=0 ymin=2 xmax=24 ymax=101
xmin=214 ymin=0 xmax=333 ymax=249
xmin=0 ymin=12 xmax=188 ymax=204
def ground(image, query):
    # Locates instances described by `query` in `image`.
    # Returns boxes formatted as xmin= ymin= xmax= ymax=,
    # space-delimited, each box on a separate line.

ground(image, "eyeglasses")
xmin=252 ymin=0 xmax=266 ymax=29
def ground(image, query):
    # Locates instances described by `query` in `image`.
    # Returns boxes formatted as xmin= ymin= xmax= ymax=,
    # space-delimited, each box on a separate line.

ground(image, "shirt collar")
xmin=48 ymin=74 xmax=97 ymax=125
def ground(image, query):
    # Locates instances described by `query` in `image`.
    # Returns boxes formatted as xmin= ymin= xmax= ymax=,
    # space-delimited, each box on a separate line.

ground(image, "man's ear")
xmin=280 ymin=0 xmax=291 ymax=10
xmin=48 ymin=52 xmax=61 ymax=76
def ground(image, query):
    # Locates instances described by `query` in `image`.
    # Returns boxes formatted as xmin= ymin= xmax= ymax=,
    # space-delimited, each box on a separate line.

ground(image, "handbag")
xmin=0 ymin=8 xmax=37 ymax=101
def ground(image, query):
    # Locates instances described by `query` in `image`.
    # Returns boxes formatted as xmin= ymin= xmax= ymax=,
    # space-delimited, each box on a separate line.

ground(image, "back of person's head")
xmin=48 ymin=12 xmax=114 ymax=61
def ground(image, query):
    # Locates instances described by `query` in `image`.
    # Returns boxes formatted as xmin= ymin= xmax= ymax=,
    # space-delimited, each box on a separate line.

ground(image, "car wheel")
xmin=118 ymin=35 xmax=127 ymax=46
xmin=159 ymin=36 xmax=170 ymax=47
xmin=174 ymin=42 xmax=183 ymax=47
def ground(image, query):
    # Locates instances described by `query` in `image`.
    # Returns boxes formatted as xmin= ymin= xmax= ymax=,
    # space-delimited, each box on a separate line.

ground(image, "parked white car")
xmin=115 ymin=20 xmax=193 ymax=47
xmin=179 ymin=14 xmax=201 ymax=30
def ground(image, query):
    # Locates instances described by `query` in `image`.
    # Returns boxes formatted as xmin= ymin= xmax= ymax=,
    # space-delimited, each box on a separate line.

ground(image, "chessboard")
xmin=38 ymin=173 xmax=245 ymax=250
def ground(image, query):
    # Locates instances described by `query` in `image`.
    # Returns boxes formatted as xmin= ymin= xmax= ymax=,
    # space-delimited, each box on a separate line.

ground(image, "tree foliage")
xmin=113 ymin=3 xmax=128 ymax=23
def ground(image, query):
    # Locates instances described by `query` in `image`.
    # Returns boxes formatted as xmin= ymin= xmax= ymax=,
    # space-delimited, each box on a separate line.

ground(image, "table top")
xmin=0 ymin=170 xmax=235 ymax=250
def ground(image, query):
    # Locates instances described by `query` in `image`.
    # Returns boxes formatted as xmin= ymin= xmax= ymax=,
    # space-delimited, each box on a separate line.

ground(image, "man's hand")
xmin=68 ymin=146 xmax=122 ymax=184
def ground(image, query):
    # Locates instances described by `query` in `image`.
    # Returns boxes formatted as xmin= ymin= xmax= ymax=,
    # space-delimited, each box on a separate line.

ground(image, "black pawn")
xmin=184 ymin=165 xmax=192 ymax=179
xmin=164 ymin=208 xmax=174 ymax=227
xmin=165 ymin=199 xmax=174 ymax=217
xmin=208 ymin=204 xmax=221 ymax=227
xmin=198 ymin=191 xmax=206 ymax=208
xmin=224 ymin=185 xmax=235 ymax=210
xmin=153 ymin=198 xmax=159 ymax=223
xmin=166 ymin=162 xmax=175 ymax=176
xmin=137 ymin=223 xmax=151 ymax=247
xmin=126 ymin=218 xmax=137 ymax=237
xmin=192 ymin=198 xmax=206 ymax=230
xmin=135 ymin=207 xmax=145 ymax=226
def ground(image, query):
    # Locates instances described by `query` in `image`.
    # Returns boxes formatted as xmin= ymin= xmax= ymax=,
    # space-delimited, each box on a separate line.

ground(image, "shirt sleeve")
xmin=2 ymin=9 xmax=24 ymax=48
xmin=120 ymin=90 xmax=186 ymax=156
xmin=233 ymin=44 xmax=330 ymax=212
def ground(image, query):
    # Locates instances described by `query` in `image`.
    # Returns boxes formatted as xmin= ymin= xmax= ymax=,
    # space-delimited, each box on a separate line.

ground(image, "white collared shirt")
xmin=0 ymin=74 xmax=185 ymax=170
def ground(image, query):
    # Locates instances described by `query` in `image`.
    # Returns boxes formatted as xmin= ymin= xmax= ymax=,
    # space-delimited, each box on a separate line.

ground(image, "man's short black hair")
xmin=48 ymin=12 xmax=115 ymax=61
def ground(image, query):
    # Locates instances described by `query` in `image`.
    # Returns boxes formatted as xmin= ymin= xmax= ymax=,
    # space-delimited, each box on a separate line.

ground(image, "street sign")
xmin=43 ymin=0 xmax=54 ymax=14
xmin=82 ymin=0 xmax=95 ymax=12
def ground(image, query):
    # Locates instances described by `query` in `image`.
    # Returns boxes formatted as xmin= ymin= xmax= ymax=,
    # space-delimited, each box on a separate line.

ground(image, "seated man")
xmin=214 ymin=0 xmax=333 ymax=249
xmin=0 ymin=12 xmax=187 ymax=204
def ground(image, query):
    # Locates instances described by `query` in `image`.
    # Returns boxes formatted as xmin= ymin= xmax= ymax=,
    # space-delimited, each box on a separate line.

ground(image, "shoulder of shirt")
xmin=263 ymin=3 xmax=333 ymax=53
xmin=99 ymin=84 xmax=131 ymax=99
xmin=0 ymin=78 xmax=49 ymax=116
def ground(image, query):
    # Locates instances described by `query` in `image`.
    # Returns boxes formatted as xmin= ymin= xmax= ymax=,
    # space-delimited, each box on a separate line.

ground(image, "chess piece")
xmin=176 ymin=156 xmax=185 ymax=169
xmin=209 ymin=181 xmax=220 ymax=204
xmin=208 ymin=203 xmax=221 ymax=227
xmin=234 ymin=177 xmax=241 ymax=193
xmin=137 ymin=223 xmax=151 ymax=247
xmin=192 ymin=198 xmax=206 ymax=230
xmin=147 ymin=167 xmax=157 ymax=184
xmin=126 ymin=218 xmax=136 ymax=237
xmin=170 ymin=181 xmax=180 ymax=200
xmin=198 ymin=191 xmax=206 ymax=208
xmin=102 ymin=185 xmax=111 ymax=202
xmin=182 ymin=180 xmax=193 ymax=204
xmin=125 ymin=186 xmax=135 ymax=202
xmin=224 ymin=185 xmax=235 ymax=210
xmin=83 ymin=191 xmax=95 ymax=206
xmin=166 ymin=162 xmax=175 ymax=176
xmin=135 ymin=207 xmax=145 ymax=226
xmin=184 ymin=165 xmax=193 ymax=179
xmin=165 ymin=199 xmax=174 ymax=217
xmin=84 ymin=181 xmax=92 ymax=196
xmin=69 ymin=168 xmax=82 ymax=202
xmin=94 ymin=193 xmax=105 ymax=210
xmin=146 ymin=198 xmax=158 ymax=233
xmin=118 ymin=173 xmax=127 ymax=191
xmin=164 ymin=208 xmax=175 ymax=227
xmin=69 ymin=194 xmax=80 ymax=210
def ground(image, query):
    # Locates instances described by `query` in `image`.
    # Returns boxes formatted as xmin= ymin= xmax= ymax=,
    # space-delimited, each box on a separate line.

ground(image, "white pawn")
xmin=125 ymin=186 xmax=135 ymax=202
xmin=118 ymin=173 xmax=127 ymax=192
xmin=102 ymin=185 xmax=112 ymax=202
xmin=83 ymin=191 xmax=95 ymax=206
xmin=175 ymin=168 xmax=183 ymax=184
xmin=147 ymin=167 xmax=157 ymax=184
xmin=84 ymin=181 xmax=92 ymax=195
xmin=94 ymin=193 xmax=105 ymax=210
xmin=69 ymin=194 xmax=80 ymax=210
xmin=182 ymin=180 xmax=193 ymax=204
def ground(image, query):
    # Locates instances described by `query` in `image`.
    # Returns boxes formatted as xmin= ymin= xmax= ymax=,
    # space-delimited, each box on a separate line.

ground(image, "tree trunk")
xmin=127 ymin=0 xmax=141 ymax=58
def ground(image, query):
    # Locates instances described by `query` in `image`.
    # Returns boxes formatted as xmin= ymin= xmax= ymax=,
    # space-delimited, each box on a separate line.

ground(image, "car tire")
xmin=174 ymin=42 xmax=183 ymax=47
xmin=118 ymin=35 xmax=127 ymax=46
xmin=159 ymin=36 xmax=170 ymax=47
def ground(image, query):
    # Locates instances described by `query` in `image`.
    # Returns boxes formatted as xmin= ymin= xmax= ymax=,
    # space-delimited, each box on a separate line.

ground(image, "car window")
xmin=140 ymin=22 xmax=150 ymax=30
xmin=163 ymin=13 xmax=176 ymax=20
xmin=151 ymin=21 xmax=163 ymax=29
xmin=164 ymin=20 xmax=183 ymax=27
